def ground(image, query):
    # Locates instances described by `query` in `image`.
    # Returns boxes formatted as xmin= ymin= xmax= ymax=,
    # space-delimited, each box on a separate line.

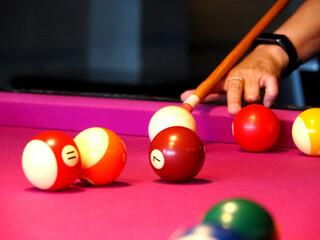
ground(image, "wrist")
xmin=253 ymin=33 xmax=302 ymax=77
xmin=254 ymin=44 xmax=289 ymax=77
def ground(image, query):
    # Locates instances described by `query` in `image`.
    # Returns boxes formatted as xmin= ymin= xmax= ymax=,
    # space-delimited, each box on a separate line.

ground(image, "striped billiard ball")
xmin=22 ymin=131 xmax=81 ymax=191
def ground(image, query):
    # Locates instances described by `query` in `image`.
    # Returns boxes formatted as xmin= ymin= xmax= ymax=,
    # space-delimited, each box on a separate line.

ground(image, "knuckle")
xmin=227 ymin=83 xmax=242 ymax=90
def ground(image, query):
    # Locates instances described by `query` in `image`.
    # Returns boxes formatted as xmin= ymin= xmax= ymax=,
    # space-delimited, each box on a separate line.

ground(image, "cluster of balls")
xmin=148 ymin=106 xmax=205 ymax=182
xmin=147 ymin=104 xmax=320 ymax=184
xmin=147 ymin=104 xmax=281 ymax=183
xmin=232 ymin=104 xmax=320 ymax=156
xmin=170 ymin=198 xmax=277 ymax=240
xmin=22 ymin=127 xmax=127 ymax=191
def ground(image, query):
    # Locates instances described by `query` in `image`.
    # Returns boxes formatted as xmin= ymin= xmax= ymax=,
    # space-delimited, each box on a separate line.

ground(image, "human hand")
xmin=181 ymin=44 xmax=288 ymax=114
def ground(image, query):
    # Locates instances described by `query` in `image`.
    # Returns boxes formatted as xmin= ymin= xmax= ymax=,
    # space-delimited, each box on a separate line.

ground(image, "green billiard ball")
xmin=203 ymin=198 xmax=277 ymax=240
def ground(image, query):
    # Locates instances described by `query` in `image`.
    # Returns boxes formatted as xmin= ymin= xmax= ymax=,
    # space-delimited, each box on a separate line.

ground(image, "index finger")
xmin=226 ymin=77 xmax=244 ymax=114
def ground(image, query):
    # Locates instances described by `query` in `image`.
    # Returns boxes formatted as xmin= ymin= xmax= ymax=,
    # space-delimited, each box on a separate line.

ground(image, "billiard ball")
xmin=170 ymin=223 xmax=243 ymax=240
xmin=148 ymin=106 xmax=197 ymax=141
xmin=22 ymin=131 xmax=81 ymax=191
xmin=74 ymin=127 xmax=126 ymax=185
xmin=232 ymin=104 xmax=280 ymax=152
xmin=149 ymin=126 xmax=205 ymax=182
xmin=292 ymin=108 xmax=320 ymax=156
xmin=203 ymin=198 xmax=277 ymax=240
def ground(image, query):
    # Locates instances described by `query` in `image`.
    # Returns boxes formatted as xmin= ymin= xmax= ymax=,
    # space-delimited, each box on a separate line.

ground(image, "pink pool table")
xmin=0 ymin=91 xmax=319 ymax=240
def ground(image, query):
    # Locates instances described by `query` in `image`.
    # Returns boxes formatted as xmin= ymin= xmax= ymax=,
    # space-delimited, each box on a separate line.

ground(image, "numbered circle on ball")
xmin=61 ymin=145 xmax=79 ymax=167
xmin=150 ymin=149 xmax=165 ymax=169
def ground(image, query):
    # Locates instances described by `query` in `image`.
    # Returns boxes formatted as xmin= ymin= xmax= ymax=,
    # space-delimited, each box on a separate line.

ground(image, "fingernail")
xmin=228 ymin=103 xmax=241 ymax=115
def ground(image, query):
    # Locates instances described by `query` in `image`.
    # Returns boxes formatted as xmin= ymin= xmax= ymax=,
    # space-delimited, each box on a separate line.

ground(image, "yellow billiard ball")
xmin=292 ymin=108 xmax=320 ymax=156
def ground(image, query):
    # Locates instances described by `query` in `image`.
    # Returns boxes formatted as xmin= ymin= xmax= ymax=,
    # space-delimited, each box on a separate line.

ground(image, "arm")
xmin=181 ymin=0 xmax=320 ymax=114
xmin=276 ymin=0 xmax=320 ymax=63
xmin=226 ymin=0 xmax=320 ymax=114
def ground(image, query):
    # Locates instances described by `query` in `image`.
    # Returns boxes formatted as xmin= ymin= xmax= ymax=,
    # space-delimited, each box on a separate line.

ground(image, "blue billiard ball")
xmin=174 ymin=223 xmax=242 ymax=240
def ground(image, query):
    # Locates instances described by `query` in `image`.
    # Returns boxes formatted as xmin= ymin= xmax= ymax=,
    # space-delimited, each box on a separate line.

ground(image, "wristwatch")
xmin=253 ymin=33 xmax=302 ymax=77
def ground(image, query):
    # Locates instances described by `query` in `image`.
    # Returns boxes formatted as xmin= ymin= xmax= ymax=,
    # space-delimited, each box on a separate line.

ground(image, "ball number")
xmin=150 ymin=149 xmax=165 ymax=169
xmin=61 ymin=145 xmax=80 ymax=167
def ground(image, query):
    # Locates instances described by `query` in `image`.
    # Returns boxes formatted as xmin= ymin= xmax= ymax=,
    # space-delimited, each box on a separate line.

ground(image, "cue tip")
xmin=181 ymin=103 xmax=193 ymax=113
xmin=181 ymin=94 xmax=200 ymax=112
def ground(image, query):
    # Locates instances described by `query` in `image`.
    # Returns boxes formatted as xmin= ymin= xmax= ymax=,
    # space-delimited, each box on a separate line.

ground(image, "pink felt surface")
xmin=0 ymin=91 xmax=300 ymax=148
xmin=1 ymin=126 xmax=320 ymax=240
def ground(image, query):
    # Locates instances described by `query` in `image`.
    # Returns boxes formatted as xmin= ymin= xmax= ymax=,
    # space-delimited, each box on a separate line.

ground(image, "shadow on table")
xmin=154 ymin=178 xmax=212 ymax=185
xmin=237 ymin=147 xmax=289 ymax=154
xmin=73 ymin=180 xmax=131 ymax=189
xmin=25 ymin=186 xmax=85 ymax=194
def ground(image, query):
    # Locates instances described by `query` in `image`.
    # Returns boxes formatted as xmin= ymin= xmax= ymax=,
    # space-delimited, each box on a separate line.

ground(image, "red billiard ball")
xmin=232 ymin=104 xmax=280 ymax=152
xmin=149 ymin=126 xmax=205 ymax=182
xmin=74 ymin=127 xmax=127 ymax=185
xmin=22 ymin=131 xmax=81 ymax=191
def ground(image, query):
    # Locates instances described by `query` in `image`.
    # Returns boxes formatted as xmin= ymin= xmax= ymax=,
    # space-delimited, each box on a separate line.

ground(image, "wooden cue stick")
xmin=182 ymin=0 xmax=292 ymax=112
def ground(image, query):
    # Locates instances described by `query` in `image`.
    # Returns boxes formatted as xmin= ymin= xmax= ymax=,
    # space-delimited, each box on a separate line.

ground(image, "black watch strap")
xmin=253 ymin=33 xmax=302 ymax=77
